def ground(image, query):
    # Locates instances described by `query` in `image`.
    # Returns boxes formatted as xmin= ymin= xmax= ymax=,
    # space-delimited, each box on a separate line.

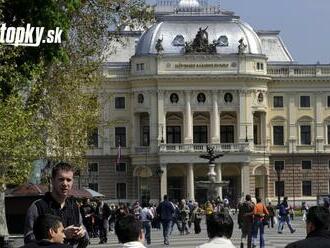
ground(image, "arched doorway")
xmin=133 ymin=166 xmax=152 ymax=205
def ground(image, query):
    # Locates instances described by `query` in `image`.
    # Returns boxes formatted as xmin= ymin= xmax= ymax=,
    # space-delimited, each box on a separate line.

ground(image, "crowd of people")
xmin=20 ymin=162 xmax=330 ymax=248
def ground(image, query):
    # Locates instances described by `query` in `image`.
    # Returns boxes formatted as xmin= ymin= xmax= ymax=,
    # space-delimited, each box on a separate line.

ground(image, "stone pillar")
xmin=261 ymin=112 xmax=266 ymax=145
xmin=288 ymin=94 xmax=296 ymax=152
xmin=239 ymin=90 xmax=247 ymax=142
xmin=241 ymin=163 xmax=250 ymax=197
xmin=158 ymin=90 xmax=166 ymax=144
xmin=315 ymin=92 xmax=324 ymax=151
xmin=215 ymin=164 xmax=222 ymax=199
xmin=184 ymin=91 xmax=193 ymax=144
xmin=160 ymin=163 xmax=167 ymax=198
xmin=150 ymin=91 xmax=158 ymax=152
xmin=186 ymin=163 xmax=195 ymax=201
xmin=211 ymin=91 xmax=220 ymax=144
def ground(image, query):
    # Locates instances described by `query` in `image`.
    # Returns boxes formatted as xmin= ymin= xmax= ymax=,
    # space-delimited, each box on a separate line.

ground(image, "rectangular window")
xmin=193 ymin=126 xmax=208 ymax=143
xmin=115 ymin=97 xmax=125 ymax=109
xmin=117 ymin=183 xmax=127 ymax=199
xmin=329 ymin=160 xmax=330 ymax=170
xmin=328 ymin=125 xmax=330 ymax=144
xmin=256 ymin=62 xmax=264 ymax=70
xmin=88 ymin=162 xmax=98 ymax=173
xmin=141 ymin=126 xmax=150 ymax=146
xmin=87 ymin=128 xmax=98 ymax=147
xmin=275 ymin=181 xmax=285 ymax=197
xmin=115 ymin=127 xmax=126 ymax=147
xmin=273 ymin=96 xmax=284 ymax=108
xmin=302 ymin=160 xmax=312 ymax=170
xmin=220 ymin=125 xmax=234 ymax=143
xmin=273 ymin=126 xmax=284 ymax=145
xmin=300 ymin=125 xmax=311 ymax=145
xmin=328 ymin=96 xmax=330 ymax=107
xmin=136 ymin=63 xmax=145 ymax=71
xmin=274 ymin=160 xmax=285 ymax=171
xmin=166 ymin=126 xmax=181 ymax=143
xmin=302 ymin=181 xmax=312 ymax=196
xmin=88 ymin=183 xmax=98 ymax=192
xmin=116 ymin=162 xmax=126 ymax=172
xmin=300 ymin=96 xmax=310 ymax=108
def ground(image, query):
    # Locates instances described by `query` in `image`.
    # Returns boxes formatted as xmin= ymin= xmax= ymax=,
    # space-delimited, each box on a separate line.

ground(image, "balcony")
xmin=159 ymin=143 xmax=250 ymax=153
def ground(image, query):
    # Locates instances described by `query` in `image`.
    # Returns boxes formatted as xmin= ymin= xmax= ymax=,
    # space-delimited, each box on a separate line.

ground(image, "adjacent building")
xmin=82 ymin=0 xmax=330 ymax=206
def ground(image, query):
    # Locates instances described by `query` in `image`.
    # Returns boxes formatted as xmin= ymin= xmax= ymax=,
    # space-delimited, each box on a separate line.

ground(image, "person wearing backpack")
xmin=238 ymin=194 xmax=255 ymax=248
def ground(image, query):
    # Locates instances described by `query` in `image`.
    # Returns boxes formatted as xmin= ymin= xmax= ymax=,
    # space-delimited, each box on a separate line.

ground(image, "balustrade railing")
xmin=159 ymin=143 xmax=250 ymax=153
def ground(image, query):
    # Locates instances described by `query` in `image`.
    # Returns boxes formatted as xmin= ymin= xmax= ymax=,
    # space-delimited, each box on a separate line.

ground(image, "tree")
xmin=0 ymin=0 xmax=153 ymax=241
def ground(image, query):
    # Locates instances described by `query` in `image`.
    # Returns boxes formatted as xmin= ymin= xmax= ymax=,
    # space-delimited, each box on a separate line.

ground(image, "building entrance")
xmin=222 ymin=176 xmax=240 ymax=207
xmin=168 ymin=176 xmax=184 ymax=202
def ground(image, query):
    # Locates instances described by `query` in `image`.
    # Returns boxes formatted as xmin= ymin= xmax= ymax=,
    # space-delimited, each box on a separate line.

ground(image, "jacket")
xmin=156 ymin=200 xmax=174 ymax=221
xmin=196 ymin=237 xmax=236 ymax=248
xmin=285 ymin=229 xmax=330 ymax=248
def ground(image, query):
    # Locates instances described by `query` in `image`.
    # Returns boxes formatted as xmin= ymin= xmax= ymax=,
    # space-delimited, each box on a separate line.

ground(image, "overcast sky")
xmin=146 ymin=0 xmax=330 ymax=64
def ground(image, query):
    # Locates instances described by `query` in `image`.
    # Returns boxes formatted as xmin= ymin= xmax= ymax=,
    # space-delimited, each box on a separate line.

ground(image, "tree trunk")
xmin=0 ymin=190 xmax=9 ymax=238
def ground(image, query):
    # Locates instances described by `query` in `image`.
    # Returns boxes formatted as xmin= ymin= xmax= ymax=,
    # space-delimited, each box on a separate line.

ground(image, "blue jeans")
xmin=143 ymin=221 xmax=151 ymax=244
xmin=278 ymin=215 xmax=294 ymax=233
xmin=252 ymin=220 xmax=265 ymax=248
xmin=161 ymin=220 xmax=172 ymax=244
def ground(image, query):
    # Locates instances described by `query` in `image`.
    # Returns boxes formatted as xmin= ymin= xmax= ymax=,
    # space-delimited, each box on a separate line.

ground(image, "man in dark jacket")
xmin=156 ymin=195 xmax=174 ymax=245
xmin=238 ymin=194 xmax=254 ymax=248
xmin=285 ymin=206 xmax=330 ymax=248
xmin=24 ymin=162 xmax=88 ymax=248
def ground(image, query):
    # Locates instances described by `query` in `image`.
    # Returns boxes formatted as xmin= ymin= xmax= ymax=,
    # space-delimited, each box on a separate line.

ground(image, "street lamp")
xmin=275 ymin=162 xmax=284 ymax=205
xmin=156 ymin=167 xmax=164 ymax=201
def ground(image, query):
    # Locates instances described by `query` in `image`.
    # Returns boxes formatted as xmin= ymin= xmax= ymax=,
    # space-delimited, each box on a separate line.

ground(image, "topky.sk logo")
xmin=0 ymin=23 xmax=63 ymax=47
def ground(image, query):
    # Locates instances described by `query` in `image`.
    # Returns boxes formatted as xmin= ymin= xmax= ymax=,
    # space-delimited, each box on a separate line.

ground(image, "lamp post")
xmin=275 ymin=163 xmax=284 ymax=205
xmin=156 ymin=167 xmax=164 ymax=202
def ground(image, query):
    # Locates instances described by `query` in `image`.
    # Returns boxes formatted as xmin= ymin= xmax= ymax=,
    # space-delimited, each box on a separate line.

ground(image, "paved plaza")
xmin=12 ymin=216 xmax=306 ymax=248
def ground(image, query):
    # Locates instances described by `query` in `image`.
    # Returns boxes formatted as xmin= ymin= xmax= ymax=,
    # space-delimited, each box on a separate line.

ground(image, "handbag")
xmin=262 ymin=216 xmax=269 ymax=226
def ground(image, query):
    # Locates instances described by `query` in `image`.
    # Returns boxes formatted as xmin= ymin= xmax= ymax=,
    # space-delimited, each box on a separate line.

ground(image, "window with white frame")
xmin=87 ymin=128 xmax=98 ymax=147
xmin=273 ymin=96 xmax=284 ymax=108
xmin=301 ymin=160 xmax=312 ymax=170
xmin=327 ymin=125 xmax=330 ymax=144
xmin=115 ymin=127 xmax=126 ymax=147
xmin=117 ymin=183 xmax=127 ymax=199
xmin=300 ymin=125 xmax=311 ymax=145
xmin=88 ymin=162 xmax=99 ymax=174
xmin=116 ymin=162 xmax=126 ymax=173
xmin=302 ymin=181 xmax=312 ymax=196
xmin=300 ymin=96 xmax=310 ymax=108
xmin=273 ymin=126 xmax=284 ymax=145
xmin=115 ymin=97 xmax=125 ymax=109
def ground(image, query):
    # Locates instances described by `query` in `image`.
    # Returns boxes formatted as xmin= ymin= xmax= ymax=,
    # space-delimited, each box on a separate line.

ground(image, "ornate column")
xmin=241 ymin=163 xmax=250 ymax=197
xmin=288 ymin=94 xmax=297 ymax=152
xmin=215 ymin=164 xmax=222 ymax=199
xmin=158 ymin=90 xmax=166 ymax=144
xmin=315 ymin=92 xmax=323 ymax=151
xmin=211 ymin=91 xmax=220 ymax=144
xmin=186 ymin=163 xmax=195 ymax=201
xmin=150 ymin=90 xmax=158 ymax=152
xmin=239 ymin=90 xmax=247 ymax=142
xmin=160 ymin=163 xmax=167 ymax=198
xmin=184 ymin=91 xmax=193 ymax=144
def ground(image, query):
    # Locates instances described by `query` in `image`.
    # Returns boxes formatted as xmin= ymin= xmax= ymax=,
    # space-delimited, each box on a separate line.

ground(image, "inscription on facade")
xmin=174 ymin=63 xmax=229 ymax=69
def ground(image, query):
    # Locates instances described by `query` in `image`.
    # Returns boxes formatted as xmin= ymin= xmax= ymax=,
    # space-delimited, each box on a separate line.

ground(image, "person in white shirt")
xmin=196 ymin=212 xmax=236 ymax=248
xmin=115 ymin=214 xmax=146 ymax=248
xmin=140 ymin=203 xmax=154 ymax=245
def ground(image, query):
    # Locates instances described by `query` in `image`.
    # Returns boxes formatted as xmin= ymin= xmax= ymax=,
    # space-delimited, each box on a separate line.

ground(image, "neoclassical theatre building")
xmin=83 ymin=0 xmax=330 ymax=205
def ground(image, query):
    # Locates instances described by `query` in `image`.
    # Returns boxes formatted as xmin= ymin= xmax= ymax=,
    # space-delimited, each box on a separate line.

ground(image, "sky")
xmin=146 ymin=0 xmax=330 ymax=64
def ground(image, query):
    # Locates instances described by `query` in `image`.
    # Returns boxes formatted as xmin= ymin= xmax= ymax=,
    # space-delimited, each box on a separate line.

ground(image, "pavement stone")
xmin=11 ymin=216 xmax=306 ymax=248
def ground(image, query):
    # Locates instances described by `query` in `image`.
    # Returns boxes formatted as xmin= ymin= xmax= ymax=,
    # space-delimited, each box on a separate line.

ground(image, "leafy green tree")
xmin=0 ymin=0 xmax=153 ymax=240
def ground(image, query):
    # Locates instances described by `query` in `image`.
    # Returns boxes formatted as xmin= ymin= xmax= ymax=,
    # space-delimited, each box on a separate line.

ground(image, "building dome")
xmin=136 ymin=13 xmax=263 ymax=56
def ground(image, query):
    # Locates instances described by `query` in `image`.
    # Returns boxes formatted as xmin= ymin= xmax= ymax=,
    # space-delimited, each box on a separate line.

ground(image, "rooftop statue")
xmin=238 ymin=37 xmax=247 ymax=54
xmin=155 ymin=37 xmax=164 ymax=54
xmin=185 ymin=27 xmax=217 ymax=54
